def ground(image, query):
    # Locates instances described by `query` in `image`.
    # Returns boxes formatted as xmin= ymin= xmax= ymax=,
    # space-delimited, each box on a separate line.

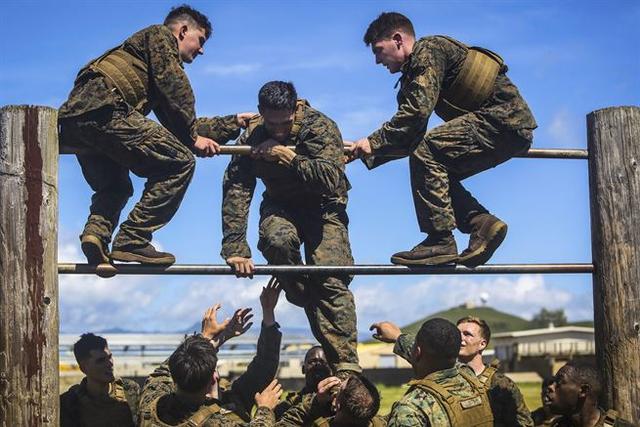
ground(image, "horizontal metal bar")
xmin=58 ymin=263 xmax=594 ymax=276
xmin=59 ymin=144 xmax=588 ymax=160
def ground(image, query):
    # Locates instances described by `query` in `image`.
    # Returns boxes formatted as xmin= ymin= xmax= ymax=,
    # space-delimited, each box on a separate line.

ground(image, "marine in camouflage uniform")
xmin=59 ymin=377 xmax=140 ymax=427
xmin=393 ymin=333 xmax=533 ymax=427
xmin=353 ymin=12 xmax=537 ymax=267
xmin=201 ymin=82 xmax=359 ymax=374
xmin=138 ymin=323 xmax=282 ymax=426
xmin=276 ymin=395 xmax=387 ymax=427
xmin=58 ymin=7 xmax=242 ymax=264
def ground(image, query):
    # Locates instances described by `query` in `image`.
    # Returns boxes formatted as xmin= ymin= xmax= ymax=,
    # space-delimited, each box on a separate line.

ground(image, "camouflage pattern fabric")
xmin=276 ymin=394 xmax=387 ymax=427
xmin=215 ymin=101 xmax=359 ymax=373
xmin=364 ymin=36 xmax=536 ymax=234
xmin=59 ymin=377 xmax=140 ymax=427
xmin=386 ymin=367 xmax=480 ymax=427
xmin=393 ymin=334 xmax=534 ymax=427
xmin=531 ymin=407 xmax=561 ymax=427
xmin=58 ymin=24 xmax=240 ymax=249
xmin=274 ymin=388 xmax=313 ymax=420
xmin=549 ymin=409 xmax=636 ymax=427
xmin=138 ymin=324 xmax=281 ymax=426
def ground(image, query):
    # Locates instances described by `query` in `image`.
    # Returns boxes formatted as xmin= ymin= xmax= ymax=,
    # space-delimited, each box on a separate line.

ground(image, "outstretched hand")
xmin=344 ymin=137 xmax=372 ymax=163
xmin=260 ymin=277 xmax=281 ymax=327
xmin=255 ymin=379 xmax=283 ymax=410
xmin=223 ymin=307 xmax=254 ymax=341
xmin=369 ymin=321 xmax=402 ymax=343
xmin=201 ymin=303 xmax=229 ymax=340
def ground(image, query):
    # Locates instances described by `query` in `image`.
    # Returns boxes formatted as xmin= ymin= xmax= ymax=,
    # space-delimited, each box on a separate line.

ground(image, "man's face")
xmin=259 ymin=107 xmax=295 ymax=143
xmin=79 ymin=347 xmax=115 ymax=384
xmin=371 ymin=37 xmax=406 ymax=73
xmin=551 ymin=366 xmax=583 ymax=415
xmin=177 ymin=25 xmax=207 ymax=63
xmin=302 ymin=347 xmax=331 ymax=389
xmin=542 ymin=380 xmax=556 ymax=408
xmin=458 ymin=322 xmax=487 ymax=358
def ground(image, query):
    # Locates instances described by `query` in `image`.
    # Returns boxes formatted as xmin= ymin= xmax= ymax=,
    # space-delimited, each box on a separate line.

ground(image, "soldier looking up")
xmin=549 ymin=362 xmax=634 ymax=427
xmin=60 ymin=333 xmax=140 ymax=427
xmin=370 ymin=318 xmax=494 ymax=426
xmin=137 ymin=278 xmax=283 ymax=426
xmin=277 ymin=374 xmax=385 ymax=427
xmin=457 ymin=316 xmax=534 ymax=426
xmin=274 ymin=345 xmax=332 ymax=419
xmin=200 ymin=81 xmax=361 ymax=377
xmin=58 ymin=4 xmax=254 ymax=265
xmin=348 ymin=12 xmax=537 ymax=267
xmin=532 ymin=377 xmax=561 ymax=426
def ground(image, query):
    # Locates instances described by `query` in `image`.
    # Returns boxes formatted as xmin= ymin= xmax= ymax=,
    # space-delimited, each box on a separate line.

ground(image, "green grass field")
xmin=376 ymin=382 xmax=542 ymax=415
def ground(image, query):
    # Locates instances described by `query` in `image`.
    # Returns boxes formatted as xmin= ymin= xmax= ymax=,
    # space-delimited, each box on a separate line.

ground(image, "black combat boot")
xmin=458 ymin=213 xmax=507 ymax=267
xmin=111 ymin=243 xmax=176 ymax=265
xmin=390 ymin=232 xmax=458 ymax=266
xmin=80 ymin=234 xmax=110 ymax=265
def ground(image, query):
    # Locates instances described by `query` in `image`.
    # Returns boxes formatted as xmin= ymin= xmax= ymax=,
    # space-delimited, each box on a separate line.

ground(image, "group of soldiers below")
xmin=60 ymin=283 xmax=634 ymax=427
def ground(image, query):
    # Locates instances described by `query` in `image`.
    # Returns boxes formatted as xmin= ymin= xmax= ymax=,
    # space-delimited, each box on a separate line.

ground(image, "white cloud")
xmin=547 ymin=108 xmax=582 ymax=148
xmin=203 ymin=63 xmax=263 ymax=76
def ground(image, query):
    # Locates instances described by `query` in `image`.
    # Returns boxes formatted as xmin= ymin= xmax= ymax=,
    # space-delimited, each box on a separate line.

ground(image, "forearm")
xmin=250 ymin=406 xmax=276 ymax=427
xmin=393 ymin=333 xmax=416 ymax=363
xmin=195 ymin=115 xmax=242 ymax=144
xmin=289 ymin=156 xmax=344 ymax=195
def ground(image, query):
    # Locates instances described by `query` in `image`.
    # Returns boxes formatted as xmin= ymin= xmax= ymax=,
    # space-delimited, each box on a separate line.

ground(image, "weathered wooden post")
xmin=0 ymin=105 xmax=59 ymax=426
xmin=588 ymin=106 xmax=640 ymax=423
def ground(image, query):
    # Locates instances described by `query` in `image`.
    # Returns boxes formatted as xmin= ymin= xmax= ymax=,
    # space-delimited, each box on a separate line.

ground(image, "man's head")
xmin=302 ymin=346 xmax=331 ymax=390
xmin=551 ymin=362 xmax=601 ymax=415
xmin=363 ymin=12 xmax=416 ymax=73
xmin=333 ymin=374 xmax=381 ymax=426
xmin=73 ymin=333 xmax=115 ymax=384
xmin=257 ymin=81 xmax=298 ymax=142
xmin=541 ymin=376 xmax=556 ymax=408
xmin=456 ymin=316 xmax=491 ymax=360
xmin=412 ymin=318 xmax=461 ymax=373
xmin=169 ymin=335 xmax=218 ymax=393
xmin=164 ymin=5 xmax=212 ymax=63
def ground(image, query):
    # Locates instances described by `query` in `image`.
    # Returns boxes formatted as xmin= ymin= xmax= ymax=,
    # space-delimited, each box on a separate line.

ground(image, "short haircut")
xmin=563 ymin=361 xmax=602 ymax=398
xmin=164 ymin=4 xmax=212 ymax=39
xmin=258 ymin=81 xmax=297 ymax=112
xmin=416 ymin=318 xmax=461 ymax=361
xmin=456 ymin=316 xmax=492 ymax=345
xmin=169 ymin=335 xmax=218 ymax=393
xmin=363 ymin=12 xmax=416 ymax=46
xmin=339 ymin=374 xmax=381 ymax=425
xmin=304 ymin=345 xmax=324 ymax=361
xmin=73 ymin=333 xmax=108 ymax=362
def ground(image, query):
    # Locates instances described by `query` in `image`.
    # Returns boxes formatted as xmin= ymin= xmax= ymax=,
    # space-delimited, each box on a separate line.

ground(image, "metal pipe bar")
xmin=58 ymin=263 xmax=594 ymax=276
xmin=59 ymin=145 xmax=588 ymax=159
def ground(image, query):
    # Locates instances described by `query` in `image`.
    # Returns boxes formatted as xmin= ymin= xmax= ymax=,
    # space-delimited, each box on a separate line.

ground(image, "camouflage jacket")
xmin=276 ymin=394 xmax=387 ymax=427
xmin=59 ymin=377 xmax=140 ymax=427
xmin=59 ymin=25 xmax=241 ymax=148
xmin=274 ymin=387 xmax=314 ymax=419
xmin=386 ymin=367 xmax=480 ymax=427
xmin=393 ymin=334 xmax=534 ymax=427
xmin=365 ymin=35 xmax=537 ymax=169
xmin=138 ymin=324 xmax=282 ymax=426
xmin=220 ymin=100 xmax=349 ymax=259
xmin=549 ymin=409 xmax=636 ymax=427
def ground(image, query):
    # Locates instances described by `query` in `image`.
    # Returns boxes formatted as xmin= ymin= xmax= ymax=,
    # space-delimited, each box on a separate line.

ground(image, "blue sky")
xmin=2 ymin=0 xmax=638 ymax=333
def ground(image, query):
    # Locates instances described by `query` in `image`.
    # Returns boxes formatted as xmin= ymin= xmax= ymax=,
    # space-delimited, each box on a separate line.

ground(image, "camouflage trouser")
xmin=257 ymin=198 xmax=360 ymax=373
xmin=59 ymin=104 xmax=195 ymax=249
xmin=410 ymin=112 xmax=532 ymax=234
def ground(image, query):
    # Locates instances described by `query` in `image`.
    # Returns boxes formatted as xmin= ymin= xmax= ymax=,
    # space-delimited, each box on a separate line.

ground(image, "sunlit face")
xmin=259 ymin=108 xmax=295 ymax=142
xmin=79 ymin=347 xmax=115 ymax=384
xmin=177 ymin=25 xmax=207 ymax=63
xmin=371 ymin=37 xmax=406 ymax=73
xmin=458 ymin=322 xmax=487 ymax=358
xmin=303 ymin=347 xmax=331 ymax=389
xmin=551 ymin=366 xmax=582 ymax=415
xmin=542 ymin=380 xmax=556 ymax=407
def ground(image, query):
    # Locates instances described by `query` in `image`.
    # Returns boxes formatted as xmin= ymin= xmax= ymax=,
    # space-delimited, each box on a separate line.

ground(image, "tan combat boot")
xmin=111 ymin=243 xmax=176 ymax=265
xmin=390 ymin=233 xmax=458 ymax=266
xmin=458 ymin=213 xmax=507 ymax=267
xmin=80 ymin=234 xmax=110 ymax=265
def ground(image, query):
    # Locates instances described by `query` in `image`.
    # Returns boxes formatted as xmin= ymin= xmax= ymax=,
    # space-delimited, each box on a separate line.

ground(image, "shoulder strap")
xmin=185 ymin=403 xmax=222 ymax=427
xmin=603 ymin=409 xmax=619 ymax=427
xmin=477 ymin=365 xmax=498 ymax=388
xmin=289 ymin=99 xmax=309 ymax=142
xmin=408 ymin=378 xmax=458 ymax=424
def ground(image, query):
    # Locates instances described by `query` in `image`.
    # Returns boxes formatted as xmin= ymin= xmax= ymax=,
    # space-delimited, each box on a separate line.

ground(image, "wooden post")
xmin=588 ymin=106 xmax=640 ymax=423
xmin=0 ymin=106 xmax=59 ymax=426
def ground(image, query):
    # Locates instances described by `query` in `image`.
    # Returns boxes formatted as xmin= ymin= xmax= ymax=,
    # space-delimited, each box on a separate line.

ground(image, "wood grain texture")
xmin=588 ymin=106 xmax=640 ymax=424
xmin=0 ymin=105 xmax=59 ymax=426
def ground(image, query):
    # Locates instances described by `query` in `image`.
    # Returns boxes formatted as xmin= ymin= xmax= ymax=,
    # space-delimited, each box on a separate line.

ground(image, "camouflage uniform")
xmin=58 ymin=24 xmax=241 ymax=250
xmin=205 ymin=100 xmax=359 ymax=373
xmin=59 ymin=377 xmax=140 ymax=427
xmin=276 ymin=394 xmax=387 ymax=427
xmin=274 ymin=387 xmax=314 ymax=420
xmin=531 ymin=407 xmax=561 ymax=426
xmin=393 ymin=334 xmax=534 ymax=426
xmin=138 ymin=324 xmax=281 ymax=426
xmin=549 ymin=410 xmax=636 ymax=427
xmin=365 ymin=36 xmax=537 ymax=234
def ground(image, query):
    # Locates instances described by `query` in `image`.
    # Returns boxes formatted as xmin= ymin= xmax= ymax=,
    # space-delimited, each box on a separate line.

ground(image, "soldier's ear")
xmin=179 ymin=24 xmax=189 ymax=40
xmin=392 ymin=33 xmax=403 ymax=48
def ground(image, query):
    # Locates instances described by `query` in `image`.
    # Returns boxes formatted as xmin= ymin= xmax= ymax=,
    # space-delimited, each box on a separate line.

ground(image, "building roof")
xmin=493 ymin=325 xmax=594 ymax=339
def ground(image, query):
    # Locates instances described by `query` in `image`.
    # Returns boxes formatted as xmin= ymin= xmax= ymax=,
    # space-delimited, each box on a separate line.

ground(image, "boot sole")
xmin=390 ymin=253 xmax=458 ymax=266
xmin=458 ymin=221 xmax=508 ymax=267
xmin=110 ymin=250 xmax=175 ymax=265
xmin=81 ymin=235 xmax=109 ymax=264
